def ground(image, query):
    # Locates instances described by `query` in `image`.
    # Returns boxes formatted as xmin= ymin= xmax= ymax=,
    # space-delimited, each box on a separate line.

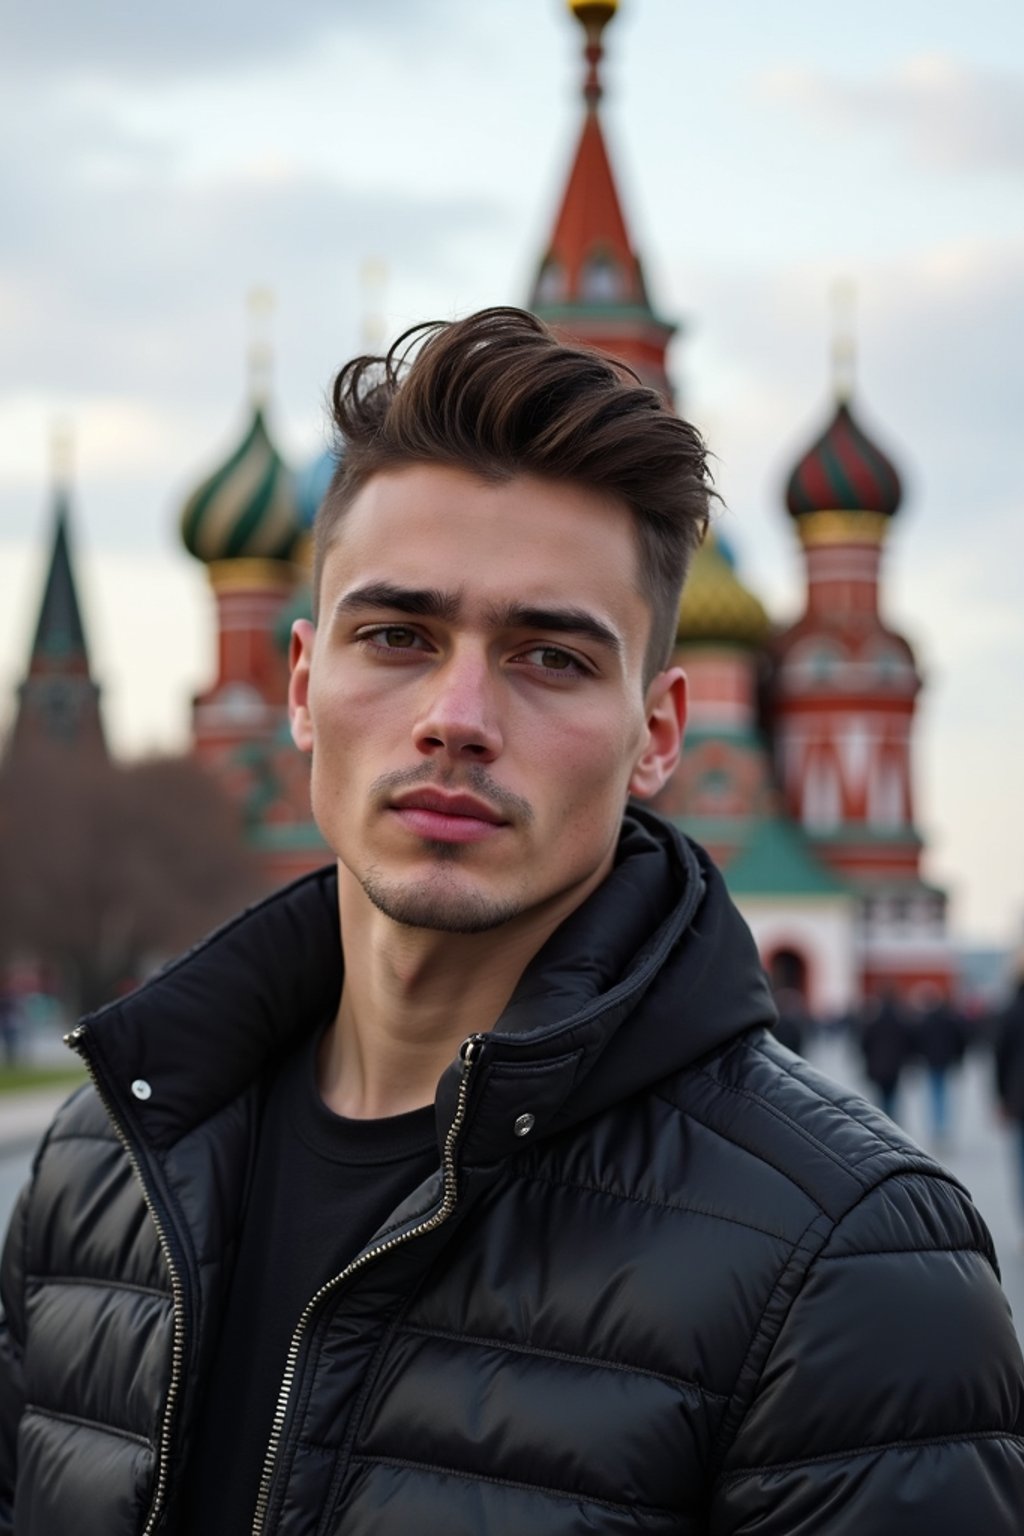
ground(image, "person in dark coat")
xmin=859 ymin=988 xmax=914 ymax=1121
xmin=1 ymin=309 xmax=1021 ymax=1534
xmin=995 ymin=971 xmax=1024 ymax=1237
xmin=769 ymin=984 xmax=810 ymax=1056
xmin=917 ymin=990 xmax=968 ymax=1144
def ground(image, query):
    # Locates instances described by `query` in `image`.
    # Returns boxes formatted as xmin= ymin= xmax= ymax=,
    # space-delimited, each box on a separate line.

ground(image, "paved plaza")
xmin=0 ymin=1033 xmax=1020 ymax=1337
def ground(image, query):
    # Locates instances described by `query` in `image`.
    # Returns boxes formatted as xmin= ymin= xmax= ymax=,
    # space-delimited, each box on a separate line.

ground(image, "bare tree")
xmin=0 ymin=748 xmax=266 ymax=1016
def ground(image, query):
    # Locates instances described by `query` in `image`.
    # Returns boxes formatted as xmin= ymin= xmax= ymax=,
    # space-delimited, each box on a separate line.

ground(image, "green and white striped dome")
xmin=180 ymin=405 xmax=301 ymax=565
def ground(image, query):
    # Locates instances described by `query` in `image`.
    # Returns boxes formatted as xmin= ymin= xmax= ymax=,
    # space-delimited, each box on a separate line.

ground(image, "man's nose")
xmin=412 ymin=649 xmax=503 ymax=762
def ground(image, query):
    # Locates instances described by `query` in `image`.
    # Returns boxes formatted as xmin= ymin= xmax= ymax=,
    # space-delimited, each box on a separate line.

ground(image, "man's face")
xmin=290 ymin=464 xmax=685 ymax=936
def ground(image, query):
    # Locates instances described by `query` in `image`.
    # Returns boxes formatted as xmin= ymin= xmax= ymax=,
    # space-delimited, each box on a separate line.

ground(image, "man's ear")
xmin=628 ymin=666 xmax=687 ymax=800
xmin=288 ymin=619 xmax=316 ymax=754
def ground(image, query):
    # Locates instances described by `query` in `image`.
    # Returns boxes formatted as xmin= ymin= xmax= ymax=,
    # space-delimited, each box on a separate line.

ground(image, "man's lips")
xmin=389 ymin=789 xmax=509 ymax=843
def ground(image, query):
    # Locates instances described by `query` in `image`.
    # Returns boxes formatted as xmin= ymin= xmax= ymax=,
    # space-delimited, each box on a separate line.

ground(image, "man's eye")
xmin=372 ymin=626 xmax=420 ymax=649
xmin=521 ymin=646 xmax=585 ymax=675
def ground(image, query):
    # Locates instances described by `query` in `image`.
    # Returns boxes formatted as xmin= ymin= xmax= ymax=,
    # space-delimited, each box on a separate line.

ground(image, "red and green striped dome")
xmin=181 ymin=405 xmax=301 ymax=565
xmin=786 ymin=400 xmax=902 ymax=519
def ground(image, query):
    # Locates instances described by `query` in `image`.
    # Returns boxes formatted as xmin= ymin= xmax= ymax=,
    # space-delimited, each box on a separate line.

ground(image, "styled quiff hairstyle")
xmin=315 ymin=306 xmax=712 ymax=682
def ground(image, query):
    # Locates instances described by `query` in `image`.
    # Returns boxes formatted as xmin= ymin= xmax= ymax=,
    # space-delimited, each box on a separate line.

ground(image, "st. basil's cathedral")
xmin=8 ymin=0 xmax=954 ymax=1017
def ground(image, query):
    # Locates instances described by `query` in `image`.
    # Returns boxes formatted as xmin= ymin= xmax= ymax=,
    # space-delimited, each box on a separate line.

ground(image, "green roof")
xmin=807 ymin=827 xmax=923 ymax=849
xmin=724 ymin=815 xmax=850 ymax=898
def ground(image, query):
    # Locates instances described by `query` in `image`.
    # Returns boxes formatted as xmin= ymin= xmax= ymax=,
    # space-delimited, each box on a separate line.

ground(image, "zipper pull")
xmin=459 ymin=1035 xmax=484 ymax=1069
xmin=64 ymin=1023 xmax=87 ymax=1051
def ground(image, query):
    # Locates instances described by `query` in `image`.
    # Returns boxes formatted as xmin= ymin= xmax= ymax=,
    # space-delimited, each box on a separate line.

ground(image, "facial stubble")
xmin=358 ymin=763 xmax=535 ymax=935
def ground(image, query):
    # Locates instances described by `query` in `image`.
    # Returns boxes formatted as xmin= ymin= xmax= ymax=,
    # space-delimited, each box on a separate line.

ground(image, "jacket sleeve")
xmin=711 ymin=1170 xmax=1024 ymax=1535
xmin=0 ymin=1181 xmax=30 ymax=1536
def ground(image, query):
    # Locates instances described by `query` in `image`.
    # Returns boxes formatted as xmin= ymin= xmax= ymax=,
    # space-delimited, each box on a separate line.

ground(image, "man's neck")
xmin=317 ymin=861 xmax=607 ymax=1119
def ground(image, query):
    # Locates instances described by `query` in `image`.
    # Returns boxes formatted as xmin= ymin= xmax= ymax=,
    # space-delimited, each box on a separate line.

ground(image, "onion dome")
xmin=180 ymin=404 xmax=301 ymax=565
xmin=296 ymin=445 xmax=340 ymax=530
xmin=676 ymin=530 xmax=770 ymax=648
xmin=786 ymin=399 xmax=902 ymax=519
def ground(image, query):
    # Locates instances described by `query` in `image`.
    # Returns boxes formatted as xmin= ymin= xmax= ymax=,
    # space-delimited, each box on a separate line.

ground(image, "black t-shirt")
xmin=183 ymin=1028 xmax=438 ymax=1534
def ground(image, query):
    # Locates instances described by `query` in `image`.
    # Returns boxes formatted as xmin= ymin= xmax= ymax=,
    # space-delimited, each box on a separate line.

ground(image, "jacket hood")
xmin=438 ymin=805 xmax=775 ymax=1161
xmin=74 ymin=808 xmax=773 ymax=1162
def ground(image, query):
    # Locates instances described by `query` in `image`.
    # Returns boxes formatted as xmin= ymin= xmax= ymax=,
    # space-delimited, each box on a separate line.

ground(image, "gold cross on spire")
xmin=830 ymin=278 xmax=857 ymax=404
xmin=569 ymin=0 xmax=619 ymax=106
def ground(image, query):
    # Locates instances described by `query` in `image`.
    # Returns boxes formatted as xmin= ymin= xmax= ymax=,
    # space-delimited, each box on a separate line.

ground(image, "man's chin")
xmin=359 ymin=868 xmax=524 ymax=935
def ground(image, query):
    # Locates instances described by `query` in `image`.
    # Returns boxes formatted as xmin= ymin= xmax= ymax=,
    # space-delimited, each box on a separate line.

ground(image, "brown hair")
xmin=315 ymin=306 xmax=712 ymax=682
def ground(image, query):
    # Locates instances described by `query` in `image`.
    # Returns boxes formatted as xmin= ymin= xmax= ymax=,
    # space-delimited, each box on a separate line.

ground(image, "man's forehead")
xmin=317 ymin=464 xmax=653 ymax=662
xmin=322 ymin=466 xmax=645 ymax=594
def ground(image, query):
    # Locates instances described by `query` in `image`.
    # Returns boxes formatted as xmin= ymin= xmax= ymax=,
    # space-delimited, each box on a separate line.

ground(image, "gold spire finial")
xmin=51 ymin=418 xmax=73 ymax=490
xmin=568 ymin=0 xmax=618 ymax=107
xmin=359 ymin=257 xmax=388 ymax=351
xmin=247 ymin=286 xmax=275 ymax=404
xmin=830 ymin=278 xmax=857 ymax=404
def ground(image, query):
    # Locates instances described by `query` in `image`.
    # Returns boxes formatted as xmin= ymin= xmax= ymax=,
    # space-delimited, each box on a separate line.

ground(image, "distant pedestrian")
xmin=917 ymin=991 xmax=967 ymax=1146
xmin=859 ymin=989 xmax=913 ymax=1121
xmin=0 ymin=989 xmax=20 ymax=1069
xmin=770 ymin=985 xmax=811 ymax=1056
xmin=994 ymin=972 xmax=1024 ymax=1239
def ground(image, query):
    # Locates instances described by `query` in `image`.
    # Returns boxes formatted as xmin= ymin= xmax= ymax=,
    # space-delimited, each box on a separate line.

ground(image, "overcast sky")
xmin=0 ymin=0 xmax=1021 ymax=946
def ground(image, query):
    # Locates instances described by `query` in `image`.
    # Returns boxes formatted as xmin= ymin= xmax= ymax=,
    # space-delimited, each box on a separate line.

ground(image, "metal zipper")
xmin=64 ymin=1022 xmax=188 ymax=1536
xmin=250 ymin=1033 xmax=484 ymax=1536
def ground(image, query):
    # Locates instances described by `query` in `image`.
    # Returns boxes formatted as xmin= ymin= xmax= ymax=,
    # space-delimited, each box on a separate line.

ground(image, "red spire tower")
xmin=529 ymin=0 xmax=676 ymax=399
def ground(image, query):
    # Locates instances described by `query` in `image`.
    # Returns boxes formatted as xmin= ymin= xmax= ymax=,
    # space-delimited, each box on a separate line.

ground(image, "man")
xmin=1 ymin=308 xmax=1021 ymax=1534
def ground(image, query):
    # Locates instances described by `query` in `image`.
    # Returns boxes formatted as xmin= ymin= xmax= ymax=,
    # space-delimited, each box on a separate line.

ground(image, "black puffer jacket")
xmin=1 ymin=812 xmax=1022 ymax=1535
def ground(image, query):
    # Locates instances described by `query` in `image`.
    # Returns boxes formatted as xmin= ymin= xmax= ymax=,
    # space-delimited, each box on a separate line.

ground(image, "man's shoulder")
xmin=653 ymin=1029 xmax=987 ymax=1248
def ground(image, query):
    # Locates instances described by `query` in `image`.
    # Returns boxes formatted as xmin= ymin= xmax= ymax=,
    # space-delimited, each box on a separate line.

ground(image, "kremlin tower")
xmin=8 ymin=434 xmax=106 ymax=763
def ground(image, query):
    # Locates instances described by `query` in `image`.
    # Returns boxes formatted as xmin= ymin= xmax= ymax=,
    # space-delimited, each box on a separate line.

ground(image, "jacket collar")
xmin=74 ymin=809 xmax=773 ymax=1159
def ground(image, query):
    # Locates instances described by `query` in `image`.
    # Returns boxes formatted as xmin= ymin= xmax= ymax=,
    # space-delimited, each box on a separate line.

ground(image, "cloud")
xmin=0 ymin=163 xmax=505 ymax=562
xmin=0 ymin=0 xmax=466 ymax=83
xmin=761 ymin=54 xmax=1024 ymax=176
xmin=0 ymin=116 xmax=504 ymax=507
xmin=678 ymin=237 xmax=1024 ymax=536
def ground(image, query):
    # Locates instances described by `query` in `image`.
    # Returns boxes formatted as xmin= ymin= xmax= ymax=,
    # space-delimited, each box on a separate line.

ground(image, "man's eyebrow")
xmin=333 ymin=585 xmax=623 ymax=656
xmin=333 ymin=583 xmax=461 ymax=622
xmin=488 ymin=603 xmax=623 ymax=656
